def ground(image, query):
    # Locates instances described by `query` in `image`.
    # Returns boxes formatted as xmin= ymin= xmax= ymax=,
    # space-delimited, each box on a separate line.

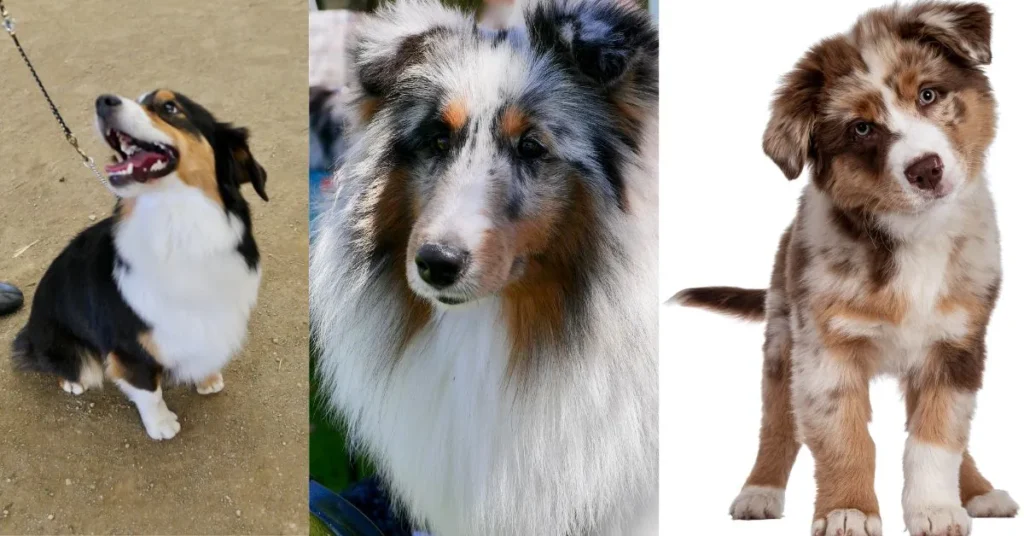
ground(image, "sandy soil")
xmin=0 ymin=1 xmax=308 ymax=534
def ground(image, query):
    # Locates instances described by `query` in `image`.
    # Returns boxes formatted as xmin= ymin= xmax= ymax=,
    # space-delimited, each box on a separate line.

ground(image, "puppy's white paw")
xmin=966 ymin=490 xmax=1018 ymax=518
xmin=59 ymin=379 xmax=86 ymax=395
xmin=812 ymin=509 xmax=882 ymax=536
xmin=905 ymin=505 xmax=971 ymax=536
xmin=196 ymin=372 xmax=224 ymax=395
xmin=142 ymin=406 xmax=180 ymax=440
xmin=730 ymin=486 xmax=785 ymax=520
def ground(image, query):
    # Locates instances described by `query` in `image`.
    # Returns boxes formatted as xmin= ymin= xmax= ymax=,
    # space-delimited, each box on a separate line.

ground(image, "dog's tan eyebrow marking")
xmin=441 ymin=98 xmax=469 ymax=131
xmin=153 ymin=89 xmax=176 ymax=104
xmin=499 ymin=105 xmax=529 ymax=138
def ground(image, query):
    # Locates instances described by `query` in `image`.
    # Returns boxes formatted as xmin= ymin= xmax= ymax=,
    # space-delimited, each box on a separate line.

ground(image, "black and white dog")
xmin=13 ymin=90 xmax=268 ymax=440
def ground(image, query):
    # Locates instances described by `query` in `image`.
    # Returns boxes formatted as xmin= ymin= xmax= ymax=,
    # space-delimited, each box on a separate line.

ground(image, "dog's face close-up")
xmin=764 ymin=2 xmax=995 ymax=215
xmin=95 ymin=89 xmax=268 ymax=203
xmin=345 ymin=0 xmax=657 ymax=308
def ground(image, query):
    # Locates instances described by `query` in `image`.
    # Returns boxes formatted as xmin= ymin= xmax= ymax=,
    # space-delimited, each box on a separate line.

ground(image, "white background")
xmin=660 ymin=0 xmax=1024 ymax=534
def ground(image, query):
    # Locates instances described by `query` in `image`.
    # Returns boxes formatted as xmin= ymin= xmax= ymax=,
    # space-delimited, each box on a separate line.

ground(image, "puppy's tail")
xmin=667 ymin=286 xmax=767 ymax=321
xmin=11 ymin=327 xmax=40 ymax=371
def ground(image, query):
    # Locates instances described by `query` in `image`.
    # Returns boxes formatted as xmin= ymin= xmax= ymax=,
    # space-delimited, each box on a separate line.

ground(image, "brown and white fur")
xmin=674 ymin=3 xmax=1017 ymax=535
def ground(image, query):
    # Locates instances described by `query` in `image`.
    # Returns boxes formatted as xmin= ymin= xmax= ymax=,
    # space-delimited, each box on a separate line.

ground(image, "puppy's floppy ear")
xmin=763 ymin=36 xmax=852 ymax=181
xmin=346 ymin=1 xmax=474 ymax=126
xmin=527 ymin=0 xmax=658 ymax=96
xmin=901 ymin=2 xmax=992 ymax=66
xmin=215 ymin=123 xmax=268 ymax=202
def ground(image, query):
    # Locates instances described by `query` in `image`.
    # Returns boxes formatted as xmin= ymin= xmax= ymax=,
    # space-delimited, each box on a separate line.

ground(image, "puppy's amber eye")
xmin=163 ymin=101 xmax=179 ymax=114
xmin=918 ymin=88 xmax=938 ymax=106
xmin=853 ymin=122 xmax=873 ymax=137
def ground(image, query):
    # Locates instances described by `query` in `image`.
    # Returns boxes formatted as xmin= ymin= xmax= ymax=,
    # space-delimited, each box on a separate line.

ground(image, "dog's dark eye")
xmin=853 ymin=122 xmax=873 ymax=137
xmin=918 ymin=88 xmax=938 ymax=106
xmin=433 ymin=133 xmax=451 ymax=154
xmin=517 ymin=137 xmax=547 ymax=159
xmin=163 ymin=102 xmax=179 ymax=114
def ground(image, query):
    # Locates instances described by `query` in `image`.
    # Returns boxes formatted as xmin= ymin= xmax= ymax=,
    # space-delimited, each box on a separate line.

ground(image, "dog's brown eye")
xmin=918 ymin=88 xmax=938 ymax=106
xmin=517 ymin=137 xmax=547 ymax=159
xmin=853 ymin=122 xmax=873 ymax=137
xmin=163 ymin=102 xmax=179 ymax=114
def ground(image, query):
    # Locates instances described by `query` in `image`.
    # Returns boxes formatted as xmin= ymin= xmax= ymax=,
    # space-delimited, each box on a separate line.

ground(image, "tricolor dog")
xmin=310 ymin=0 xmax=659 ymax=534
xmin=13 ymin=90 xmax=268 ymax=441
xmin=675 ymin=3 xmax=1017 ymax=535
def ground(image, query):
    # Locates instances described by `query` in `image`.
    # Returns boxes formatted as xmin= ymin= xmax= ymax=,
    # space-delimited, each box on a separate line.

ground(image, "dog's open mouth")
xmin=103 ymin=130 xmax=178 ymax=186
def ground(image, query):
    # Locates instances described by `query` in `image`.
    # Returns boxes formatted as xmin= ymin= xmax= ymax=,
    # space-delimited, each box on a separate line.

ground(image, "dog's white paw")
xmin=905 ymin=505 xmax=971 ymax=536
xmin=142 ymin=406 xmax=180 ymax=440
xmin=196 ymin=372 xmax=224 ymax=395
xmin=59 ymin=379 xmax=86 ymax=395
xmin=730 ymin=486 xmax=785 ymax=520
xmin=966 ymin=490 xmax=1018 ymax=518
xmin=812 ymin=509 xmax=882 ymax=536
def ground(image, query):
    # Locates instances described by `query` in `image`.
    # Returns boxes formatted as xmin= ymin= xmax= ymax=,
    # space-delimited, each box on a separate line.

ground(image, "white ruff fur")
xmin=312 ymin=125 xmax=658 ymax=536
xmin=114 ymin=177 xmax=261 ymax=383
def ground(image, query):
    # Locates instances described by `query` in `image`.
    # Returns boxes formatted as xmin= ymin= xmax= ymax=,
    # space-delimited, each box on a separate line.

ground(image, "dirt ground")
xmin=0 ymin=1 xmax=308 ymax=534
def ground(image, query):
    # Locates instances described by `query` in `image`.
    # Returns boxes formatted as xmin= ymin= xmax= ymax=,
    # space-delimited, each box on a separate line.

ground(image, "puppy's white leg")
xmin=902 ymin=386 xmax=976 ymax=536
xmin=115 ymin=380 xmax=180 ymax=440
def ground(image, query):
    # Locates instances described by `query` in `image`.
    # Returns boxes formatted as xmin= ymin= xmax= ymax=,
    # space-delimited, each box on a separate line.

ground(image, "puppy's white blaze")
xmin=107 ymin=97 xmax=175 ymax=147
xmin=885 ymin=104 xmax=962 ymax=196
xmin=902 ymin=438 xmax=963 ymax=511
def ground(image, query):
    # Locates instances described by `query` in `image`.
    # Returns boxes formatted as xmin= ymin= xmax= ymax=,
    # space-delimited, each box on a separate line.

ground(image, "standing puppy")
xmin=676 ymin=3 xmax=1017 ymax=535
xmin=13 ymin=90 xmax=268 ymax=440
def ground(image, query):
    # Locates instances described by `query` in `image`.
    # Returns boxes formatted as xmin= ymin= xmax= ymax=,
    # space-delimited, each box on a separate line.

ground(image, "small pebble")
xmin=65 ymin=478 xmax=72 ymax=486
xmin=235 ymin=510 xmax=241 ymax=517
xmin=47 ymin=514 xmax=54 ymax=521
xmin=88 ymin=214 xmax=97 ymax=221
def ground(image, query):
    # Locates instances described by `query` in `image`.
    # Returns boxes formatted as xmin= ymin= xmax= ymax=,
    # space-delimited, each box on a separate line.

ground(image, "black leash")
xmin=0 ymin=0 xmax=111 ymax=192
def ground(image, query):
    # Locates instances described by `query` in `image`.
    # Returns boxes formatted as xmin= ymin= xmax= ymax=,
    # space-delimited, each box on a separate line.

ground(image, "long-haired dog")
xmin=13 ymin=90 xmax=268 ymax=440
xmin=310 ymin=1 xmax=658 ymax=534
xmin=674 ymin=3 xmax=1018 ymax=535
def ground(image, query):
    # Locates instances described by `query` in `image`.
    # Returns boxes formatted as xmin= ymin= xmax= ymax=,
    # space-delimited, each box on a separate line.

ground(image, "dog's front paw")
xmin=142 ymin=406 xmax=181 ymax=440
xmin=966 ymin=490 xmax=1018 ymax=518
xmin=59 ymin=379 xmax=86 ymax=395
xmin=812 ymin=509 xmax=882 ymax=536
xmin=730 ymin=486 xmax=784 ymax=520
xmin=196 ymin=372 xmax=224 ymax=395
xmin=905 ymin=505 xmax=971 ymax=536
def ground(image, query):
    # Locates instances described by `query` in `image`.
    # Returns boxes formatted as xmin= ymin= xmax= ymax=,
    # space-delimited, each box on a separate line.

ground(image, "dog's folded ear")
xmin=763 ymin=37 xmax=850 ymax=181
xmin=347 ymin=1 xmax=474 ymax=126
xmin=526 ymin=0 xmax=658 ymax=97
xmin=898 ymin=2 xmax=992 ymax=67
xmin=216 ymin=123 xmax=268 ymax=202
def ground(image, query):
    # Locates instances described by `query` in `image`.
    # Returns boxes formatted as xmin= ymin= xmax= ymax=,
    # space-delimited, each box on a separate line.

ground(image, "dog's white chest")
xmin=323 ymin=296 xmax=657 ymax=536
xmin=113 ymin=190 xmax=260 ymax=381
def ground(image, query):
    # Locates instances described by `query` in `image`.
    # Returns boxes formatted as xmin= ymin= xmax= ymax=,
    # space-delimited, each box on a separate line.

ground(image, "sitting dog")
xmin=13 ymin=90 xmax=268 ymax=440
xmin=675 ymin=3 xmax=1017 ymax=535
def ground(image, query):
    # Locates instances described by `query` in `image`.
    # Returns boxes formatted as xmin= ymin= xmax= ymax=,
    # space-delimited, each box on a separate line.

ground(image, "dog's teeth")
xmin=126 ymin=163 xmax=134 ymax=175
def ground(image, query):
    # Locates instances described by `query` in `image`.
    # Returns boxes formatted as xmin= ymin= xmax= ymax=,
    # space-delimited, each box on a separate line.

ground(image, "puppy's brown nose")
xmin=904 ymin=153 xmax=944 ymax=191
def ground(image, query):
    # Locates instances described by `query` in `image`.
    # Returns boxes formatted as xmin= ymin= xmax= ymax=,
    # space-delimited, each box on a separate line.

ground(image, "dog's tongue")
xmin=104 ymin=151 xmax=168 ymax=182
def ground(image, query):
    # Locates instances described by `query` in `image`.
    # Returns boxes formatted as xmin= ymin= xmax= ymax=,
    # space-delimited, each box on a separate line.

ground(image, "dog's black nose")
xmin=905 ymin=153 xmax=944 ymax=191
xmin=95 ymin=94 xmax=122 ymax=116
xmin=415 ymin=244 xmax=468 ymax=289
